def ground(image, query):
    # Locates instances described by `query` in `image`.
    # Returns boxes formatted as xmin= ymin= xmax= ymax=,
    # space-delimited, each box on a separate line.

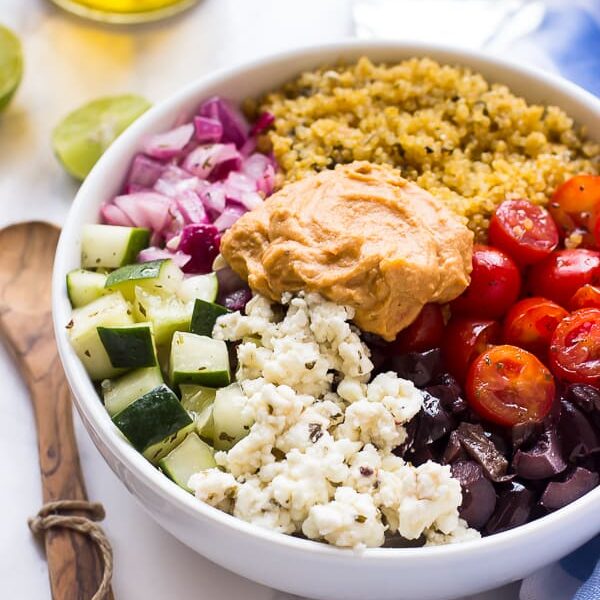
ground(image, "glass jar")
xmin=49 ymin=0 xmax=199 ymax=24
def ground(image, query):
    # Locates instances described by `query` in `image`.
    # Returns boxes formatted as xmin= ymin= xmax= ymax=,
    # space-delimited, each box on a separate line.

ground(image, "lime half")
xmin=0 ymin=25 xmax=23 ymax=111
xmin=52 ymin=94 xmax=151 ymax=180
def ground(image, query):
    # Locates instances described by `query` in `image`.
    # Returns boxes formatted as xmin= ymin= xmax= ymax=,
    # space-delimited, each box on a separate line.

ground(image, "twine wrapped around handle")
xmin=28 ymin=500 xmax=113 ymax=600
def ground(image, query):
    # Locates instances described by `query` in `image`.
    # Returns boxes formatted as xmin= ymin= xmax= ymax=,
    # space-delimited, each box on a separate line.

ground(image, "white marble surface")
xmin=0 ymin=1 xmax=520 ymax=598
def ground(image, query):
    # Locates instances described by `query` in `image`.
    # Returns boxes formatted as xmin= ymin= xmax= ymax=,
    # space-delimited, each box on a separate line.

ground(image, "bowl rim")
xmin=53 ymin=38 xmax=600 ymax=562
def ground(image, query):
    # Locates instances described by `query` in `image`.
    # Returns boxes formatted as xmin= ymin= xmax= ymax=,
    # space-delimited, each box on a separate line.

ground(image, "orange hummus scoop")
xmin=220 ymin=161 xmax=473 ymax=340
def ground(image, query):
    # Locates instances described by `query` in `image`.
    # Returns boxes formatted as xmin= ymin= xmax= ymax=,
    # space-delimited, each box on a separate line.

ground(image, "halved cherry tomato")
xmin=503 ymin=297 xmax=568 ymax=357
xmin=548 ymin=174 xmax=600 ymax=248
xmin=528 ymin=249 xmax=600 ymax=307
xmin=451 ymin=245 xmax=521 ymax=319
xmin=569 ymin=285 xmax=600 ymax=311
xmin=594 ymin=213 xmax=600 ymax=247
xmin=391 ymin=303 xmax=445 ymax=353
xmin=552 ymin=174 xmax=600 ymax=214
xmin=466 ymin=344 xmax=555 ymax=426
xmin=549 ymin=308 xmax=600 ymax=385
xmin=489 ymin=199 xmax=558 ymax=265
xmin=441 ymin=316 xmax=501 ymax=383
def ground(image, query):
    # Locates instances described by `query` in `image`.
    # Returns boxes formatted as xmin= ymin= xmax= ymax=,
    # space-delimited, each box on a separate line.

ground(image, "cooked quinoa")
xmin=255 ymin=57 xmax=599 ymax=237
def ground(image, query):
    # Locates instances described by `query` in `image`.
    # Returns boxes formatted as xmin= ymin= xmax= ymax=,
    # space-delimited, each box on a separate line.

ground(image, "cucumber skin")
xmin=169 ymin=333 xmax=231 ymax=389
xmin=68 ymin=292 xmax=134 ymax=381
xmin=105 ymin=259 xmax=183 ymax=302
xmin=171 ymin=369 xmax=230 ymax=389
xmin=81 ymin=225 xmax=150 ymax=269
xmin=97 ymin=324 xmax=157 ymax=368
xmin=122 ymin=228 xmax=151 ymax=266
xmin=112 ymin=384 xmax=192 ymax=454
xmin=190 ymin=299 xmax=229 ymax=337
xmin=102 ymin=366 xmax=163 ymax=416
xmin=66 ymin=269 xmax=107 ymax=308
xmin=159 ymin=432 xmax=216 ymax=492
xmin=105 ymin=259 xmax=165 ymax=288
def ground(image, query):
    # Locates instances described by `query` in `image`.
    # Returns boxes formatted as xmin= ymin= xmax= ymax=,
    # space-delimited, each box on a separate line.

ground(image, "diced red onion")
xmin=153 ymin=165 xmax=199 ymax=198
xmin=224 ymin=171 xmax=256 ymax=194
xmin=199 ymin=184 xmax=226 ymax=215
xmin=126 ymin=154 xmax=165 ymax=189
xmin=193 ymin=116 xmax=223 ymax=143
xmin=250 ymin=111 xmax=275 ymax=136
xmin=242 ymin=153 xmax=276 ymax=195
xmin=208 ymin=158 xmax=243 ymax=183
xmin=239 ymin=191 xmax=263 ymax=211
xmin=178 ymin=224 xmax=221 ymax=274
xmin=100 ymin=202 xmax=134 ymax=227
xmin=137 ymin=246 xmax=191 ymax=268
xmin=175 ymin=190 xmax=209 ymax=225
xmin=198 ymin=96 xmax=249 ymax=149
xmin=142 ymin=123 xmax=195 ymax=160
xmin=239 ymin=137 xmax=257 ymax=158
xmin=102 ymin=96 xmax=277 ymax=253
xmin=124 ymin=183 xmax=147 ymax=194
xmin=113 ymin=192 xmax=172 ymax=233
xmin=182 ymin=143 xmax=241 ymax=179
xmin=213 ymin=204 xmax=247 ymax=231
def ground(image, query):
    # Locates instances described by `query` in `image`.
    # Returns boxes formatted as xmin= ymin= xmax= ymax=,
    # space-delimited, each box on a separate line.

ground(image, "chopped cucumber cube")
xmin=180 ymin=385 xmax=217 ymax=412
xmin=212 ymin=383 xmax=253 ymax=450
xmin=180 ymin=385 xmax=216 ymax=441
xmin=159 ymin=432 xmax=216 ymax=492
xmin=133 ymin=287 xmax=193 ymax=346
xmin=105 ymin=259 xmax=183 ymax=301
xmin=67 ymin=292 xmax=134 ymax=380
xmin=169 ymin=332 xmax=230 ymax=388
xmin=112 ymin=384 xmax=194 ymax=464
xmin=190 ymin=299 xmax=229 ymax=337
xmin=179 ymin=272 xmax=218 ymax=303
xmin=194 ymin=403 xmax=214 ymax=441
xmin=81 ymin=224 xmax=150 ymax=269
xmin=101 ymin=366 xmax=163 ymax=416
xmin=97 ymin=322 xmax=157 ymax=369
xmin=66 ymin=269 xmax=108 ymax=308
xmin=179 ymin=384 xmax=203 ymax=404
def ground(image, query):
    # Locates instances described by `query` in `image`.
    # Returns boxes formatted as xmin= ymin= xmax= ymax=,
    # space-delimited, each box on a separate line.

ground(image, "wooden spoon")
xmin=0 ymin=222 xmax=113 ymax=600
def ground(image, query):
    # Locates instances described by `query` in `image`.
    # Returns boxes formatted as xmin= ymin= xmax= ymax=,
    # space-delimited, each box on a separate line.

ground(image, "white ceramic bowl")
xmin=53 ymin=41 xmax=600 ymax=600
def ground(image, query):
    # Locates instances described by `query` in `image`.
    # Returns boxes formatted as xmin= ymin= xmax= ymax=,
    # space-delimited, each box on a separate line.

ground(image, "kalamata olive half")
xmin=414 ymin=391 xmax=455 ymax=446
xmin=485 ymin=481 xmax=536 ymax=534
xmin=558 ymin=400 xmax=600 ymax=461
xmin=512 ymin=426 xmax=567 ymax=480
xmin=456 ymin=422 xmax=510 ymax=482
xmin=451 ymin=460 xmax=497 ymax=530
xmin=443 ymin=430 xmax=467 ymax=464
xmin=565 ymin=384 xmax=600 ymax=429
xmin=388 ymin=348 xmax=442 ymax=388
xmin=540 ymin=467 xmax=599 ymax=511
xmin=222 ymin=287 xmax=252 ymax=312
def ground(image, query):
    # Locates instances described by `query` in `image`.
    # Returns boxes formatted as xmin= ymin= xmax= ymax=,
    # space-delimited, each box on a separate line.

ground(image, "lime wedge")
xmin=52 ymin=94 xmax=151 ymax=180
xmin=0 ymin=25 xmax=23 ymax=111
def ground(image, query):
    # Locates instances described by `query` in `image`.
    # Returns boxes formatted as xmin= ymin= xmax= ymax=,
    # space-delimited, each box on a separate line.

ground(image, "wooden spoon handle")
xmin=33 ymin=365 xmax=112 ymax=599
xmin=1 ymin=323 xmax=113 ymax=600
xmin=0 ymin=222 xmax=113 ymax=600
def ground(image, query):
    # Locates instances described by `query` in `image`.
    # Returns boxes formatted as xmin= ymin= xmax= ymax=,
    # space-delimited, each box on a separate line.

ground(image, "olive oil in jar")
xmin=50 ymin=0 xmax=198 ymax=23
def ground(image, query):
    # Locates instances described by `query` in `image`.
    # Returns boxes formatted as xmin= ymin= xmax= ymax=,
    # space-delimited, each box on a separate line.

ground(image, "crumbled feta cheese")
xmin=188 ymin=292 xmax=477 ymax=549
xmin=188 ymin=469 xmax=238 ymax=512
xmin=302 ymin=486 xmax=386 ymax=549
xmin=425 ymin=519 xmax=481 ymax=545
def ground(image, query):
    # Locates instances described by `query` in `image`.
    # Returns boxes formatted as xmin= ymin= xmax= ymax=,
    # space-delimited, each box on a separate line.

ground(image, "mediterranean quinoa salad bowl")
xmin=52 ymin=42 xmax=600 ymax=600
